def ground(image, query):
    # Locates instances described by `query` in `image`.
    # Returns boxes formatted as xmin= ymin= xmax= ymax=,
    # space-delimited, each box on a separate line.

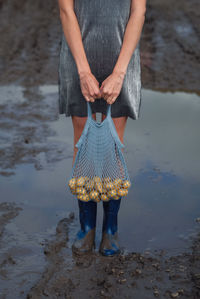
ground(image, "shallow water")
xmin=0 ymin=85 xmax=200 ymax=296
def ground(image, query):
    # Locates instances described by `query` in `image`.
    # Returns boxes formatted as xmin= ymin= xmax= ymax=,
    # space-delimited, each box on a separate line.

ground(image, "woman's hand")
xmin=79 ymin=71 xmax=102 ymax=102
xmin=100 ymin=71 xmax=126 ymax=104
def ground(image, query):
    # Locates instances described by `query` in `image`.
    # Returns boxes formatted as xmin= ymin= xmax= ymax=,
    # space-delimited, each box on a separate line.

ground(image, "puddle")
xmin=0 ymin=0 xmax=199 ymax=296
xmin=0 ymin=84 xmax=200 ymax=297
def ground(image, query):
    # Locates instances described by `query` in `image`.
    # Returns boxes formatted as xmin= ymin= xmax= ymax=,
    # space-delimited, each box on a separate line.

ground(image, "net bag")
xmin=67 ymin=101 xmax=131 ymax=202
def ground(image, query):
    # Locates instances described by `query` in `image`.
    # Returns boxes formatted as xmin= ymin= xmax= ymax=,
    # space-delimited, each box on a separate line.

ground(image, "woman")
xmin=57 ymin=0 xmax=146 ymax=256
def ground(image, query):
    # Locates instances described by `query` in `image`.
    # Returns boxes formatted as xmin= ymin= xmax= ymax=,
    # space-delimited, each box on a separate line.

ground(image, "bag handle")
xmin=87 ymin=101 xmax=111 ymax=120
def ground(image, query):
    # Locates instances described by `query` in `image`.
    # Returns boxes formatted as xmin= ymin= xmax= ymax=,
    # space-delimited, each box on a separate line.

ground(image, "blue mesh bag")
xmin=67 ymin=101 xmax=131 ymax=202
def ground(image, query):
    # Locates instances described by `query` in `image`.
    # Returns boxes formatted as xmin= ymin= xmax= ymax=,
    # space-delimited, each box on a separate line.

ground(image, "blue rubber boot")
xmin=99 ymin=198 xmax=121 ymax=256
xmin=72 ymin=200 xmax=97 ymax=255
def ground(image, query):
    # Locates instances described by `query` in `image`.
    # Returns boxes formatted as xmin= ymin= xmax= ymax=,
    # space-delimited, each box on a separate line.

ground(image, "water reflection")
xmin=0 ymin=85 xmax=200 ymax=295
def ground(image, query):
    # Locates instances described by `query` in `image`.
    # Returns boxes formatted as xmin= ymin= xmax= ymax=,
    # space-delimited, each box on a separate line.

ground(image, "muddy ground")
xmin=26 ymin=216 xmax=200 ymax=299
xmin=0 ymin=0 xmax=199 ymax=92
xmin=0 ymin=0 xmax=200 ymax=298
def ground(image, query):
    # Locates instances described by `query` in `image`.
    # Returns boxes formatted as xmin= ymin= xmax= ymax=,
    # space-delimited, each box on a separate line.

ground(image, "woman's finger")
xmin=84 ymin=95 xmax=90 ymax=102
xmin=107 ymin=95 xmax=116 ymax=104
xmin=79 ymin=72 xmax=102 ymax=103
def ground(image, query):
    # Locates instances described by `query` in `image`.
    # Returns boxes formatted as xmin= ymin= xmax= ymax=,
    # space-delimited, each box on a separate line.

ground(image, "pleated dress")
xmin=58 ymin=0 xmax=142 ymax=120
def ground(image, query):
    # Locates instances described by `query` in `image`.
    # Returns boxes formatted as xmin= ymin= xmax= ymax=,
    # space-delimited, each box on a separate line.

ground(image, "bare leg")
xmin=71 ymin=113 xmax=96 ymax=166
xmin=99 ymin=113 xmax=128 ymax=256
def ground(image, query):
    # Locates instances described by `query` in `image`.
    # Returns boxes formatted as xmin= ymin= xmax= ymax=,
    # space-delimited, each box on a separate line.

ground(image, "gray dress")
xmin=58 ymin=0 xmax=142 ymax=120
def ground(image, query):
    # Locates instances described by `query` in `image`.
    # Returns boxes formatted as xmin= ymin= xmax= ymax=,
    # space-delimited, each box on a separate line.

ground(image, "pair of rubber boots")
xmin=72 ymin=198 xmax=121 ymax=256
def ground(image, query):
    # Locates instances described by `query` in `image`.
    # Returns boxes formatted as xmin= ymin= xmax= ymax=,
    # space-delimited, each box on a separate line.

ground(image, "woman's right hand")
xmin=79 ymin=71 xmax=102 ymax=102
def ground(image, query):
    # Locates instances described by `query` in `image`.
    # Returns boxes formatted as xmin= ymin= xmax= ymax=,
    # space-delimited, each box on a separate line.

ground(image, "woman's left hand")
xmin=100 ymin=71 xmax=126 ymax=104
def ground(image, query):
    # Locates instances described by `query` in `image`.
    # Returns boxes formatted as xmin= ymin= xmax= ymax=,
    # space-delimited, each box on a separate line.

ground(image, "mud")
xmin=27 ymin=218 xmax=200 ymax=299
xmin=0 ymin=0 xmax=61 ymax=86
xmin=0 ymin=0 xmax=199 ymax=92
xmin=0 ymin=202 xmax=200 ymax=298
xmin=141 ymin=0 xmax=200 ymax=93
xmin=0 ymin=0 xmax=200 ymax=298
xmin=0 ymin=202 xmax=22 ymax=279
xmin=0 ymin=85 xmax=69 ymax=176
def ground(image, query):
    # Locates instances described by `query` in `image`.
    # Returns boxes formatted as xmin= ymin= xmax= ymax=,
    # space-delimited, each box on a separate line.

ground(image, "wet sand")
xmin=0 ymin=0 xmax=200 ymax=298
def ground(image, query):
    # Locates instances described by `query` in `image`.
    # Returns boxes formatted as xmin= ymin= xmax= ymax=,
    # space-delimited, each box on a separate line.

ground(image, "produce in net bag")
xmin=68 ymin=101 xmax=131 ymax=202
